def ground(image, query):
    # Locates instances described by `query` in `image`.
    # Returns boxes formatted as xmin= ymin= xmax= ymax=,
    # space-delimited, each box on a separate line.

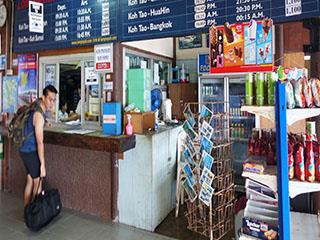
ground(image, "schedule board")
xmin=14 ymin=0 xmax=320 ymax=52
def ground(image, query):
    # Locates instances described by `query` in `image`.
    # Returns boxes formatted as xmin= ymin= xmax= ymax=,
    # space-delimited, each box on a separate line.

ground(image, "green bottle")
xmin=256 ymin=73 xmax=265 ymax=106
xmin=245 ymin=73 xmax=253 ymax=105
xmin=267 ymin=72 xmax=275 ymax=106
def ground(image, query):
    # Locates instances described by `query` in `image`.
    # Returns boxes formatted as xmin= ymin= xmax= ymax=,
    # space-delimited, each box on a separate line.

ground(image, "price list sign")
xmin=186 ymin=0 xmax=226 ymax=30
xmin=14 ymin=0 xmax=118 ymax=53
xmin=121 ymin=0 xmax=228 ymax=41
xmin=14 ymin=0 xmax=320 ymax=52
xmin=121 ymin=0 xmax=187 ymax=41
xmin=226 ymin=0 xmax=272 ymax=23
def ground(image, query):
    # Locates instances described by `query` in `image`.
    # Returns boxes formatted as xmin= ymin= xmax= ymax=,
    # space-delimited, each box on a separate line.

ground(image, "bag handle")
xmin=32 ymin=177 xmax=45 ymax=202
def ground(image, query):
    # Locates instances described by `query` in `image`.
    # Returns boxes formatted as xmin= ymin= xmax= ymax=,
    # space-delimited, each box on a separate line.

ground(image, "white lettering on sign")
xmin=103 ymin=114 xmax=116 ymax=124
xmin=285 ymin=0 xmax=302 ymax=17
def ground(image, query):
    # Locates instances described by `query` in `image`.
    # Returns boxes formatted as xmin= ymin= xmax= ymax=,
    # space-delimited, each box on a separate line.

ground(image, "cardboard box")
xmin=123 ymin=112 xmax=155 ymax=134
xmin=103 ymin=102 xmax=122 ymax=136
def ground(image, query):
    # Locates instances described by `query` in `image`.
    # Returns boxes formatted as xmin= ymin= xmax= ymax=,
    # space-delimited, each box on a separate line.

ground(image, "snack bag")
xmin=305 ymin=134 xmax=315 ymax=182
xmin=310 ymin=78 xmax=320 ymax=107
xmin=288 ymin=137 xmax=294 ymax=179
xmin=294 ymin=142 xmax=305 ymax=181
xmin=303 ymin=77 xmax=313 ymax=108
xmin=286 ymin=81 xmax=295 ymax=109
xmin=312 ymin=140 xmax=320 ymax=181
xmin=291 ymin=78 xmax=305 ymax=108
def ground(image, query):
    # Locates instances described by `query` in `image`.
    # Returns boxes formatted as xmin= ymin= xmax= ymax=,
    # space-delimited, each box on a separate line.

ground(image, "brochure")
xmin=199 ymin=182 xmax=214 ymax=206
xmin=200 ymin=135 xmax=213 ymax=154
xmin=200 ymin=105 xmax=213 ymax=122
xmin=183 ymin=163 xmax=196 ymax=186
xmin=182 ymin=178 xmax=197 ymax=202
xmin=200 ymin=167 xmax=215 ymax=186
xmin=182 ymin=148 xmax=196 ymax=169
xmin=200 ymin=151 xmax=214 ymax=170
xmin=200 ymin=120 xmax=214 ymax=140
xmin=185 ymin=135 xmax=196 ymax=156
xmin=182 ymin=120 xmax=198 ymax=140
xmin=183 ymin=105 xmax=196 ymax=127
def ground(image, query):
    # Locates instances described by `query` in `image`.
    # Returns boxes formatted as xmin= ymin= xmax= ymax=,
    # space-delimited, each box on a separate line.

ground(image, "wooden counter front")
xmin=0 ymin=125 xmax=136 ymax=153
xmin=0 ymin=124 xmax=136 ymax=221
xmin=44 ymin=128 xmax=136 ymax=153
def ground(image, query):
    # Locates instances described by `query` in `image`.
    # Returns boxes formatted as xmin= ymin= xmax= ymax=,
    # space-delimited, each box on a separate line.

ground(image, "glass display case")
xmin=199 ymin=74 xmax=255 ymax=186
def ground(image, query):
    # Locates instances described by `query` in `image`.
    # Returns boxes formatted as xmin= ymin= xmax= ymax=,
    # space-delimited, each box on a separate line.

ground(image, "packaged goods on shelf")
xmin=248 ymin=130 xmax=320 ymax=183
xmin=248 ymin=129 xmax=276 ymax=165
xmin=244 ymin=67 xmax=320 ymax=109
xmin=243 ymin=158 xmax=266 ymax=174
xmin=242 ymin=217 xmax=278 ymax=240
xmin=242 ymin=178 xmax=278 ymax=239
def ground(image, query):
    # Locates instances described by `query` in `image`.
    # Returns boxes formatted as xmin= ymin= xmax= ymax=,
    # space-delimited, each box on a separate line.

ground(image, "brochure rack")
xmin=179 ymin=102 xmax=235 ymax=240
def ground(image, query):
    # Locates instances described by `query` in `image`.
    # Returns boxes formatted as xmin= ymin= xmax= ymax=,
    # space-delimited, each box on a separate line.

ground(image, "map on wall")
xmin=2 ymin=76 xmax=18 ymax=113
xmin=13 ymin=0 xmax=320 ymax=52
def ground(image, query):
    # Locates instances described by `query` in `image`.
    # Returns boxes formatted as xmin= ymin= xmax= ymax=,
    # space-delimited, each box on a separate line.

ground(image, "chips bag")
xmin=310 ymin=78 xmax=320 ymax=107
xmin=291 ymin=78 xmax=305 ymax=108
xmin=294 ymin=142 xmax=305 ymax=181
xmin=305 ymin=134 xmax=315 ymax=182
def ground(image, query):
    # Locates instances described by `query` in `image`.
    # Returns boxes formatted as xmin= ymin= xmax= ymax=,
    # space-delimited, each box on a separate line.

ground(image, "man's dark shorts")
xmin=19 ymin=151 xmax=40 ymax=179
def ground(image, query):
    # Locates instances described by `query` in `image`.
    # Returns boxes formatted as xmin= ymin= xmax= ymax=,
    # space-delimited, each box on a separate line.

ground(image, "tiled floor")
xmin=0 ymin=191 xmax=176 ymax=240
xmin=155 ymin=204 xmax=235 ymax=240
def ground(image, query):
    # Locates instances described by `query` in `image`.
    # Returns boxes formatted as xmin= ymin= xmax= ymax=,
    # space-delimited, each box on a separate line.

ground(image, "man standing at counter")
xmin=19 ymin=85 xmax=57 ymax=206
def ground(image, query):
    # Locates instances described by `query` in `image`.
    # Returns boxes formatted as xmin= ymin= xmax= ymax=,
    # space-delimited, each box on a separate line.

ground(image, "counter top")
xmin=139 ymin=123 xmax=182 ymax=136
xmin=0 ymin=124 xmax=136 ymax=153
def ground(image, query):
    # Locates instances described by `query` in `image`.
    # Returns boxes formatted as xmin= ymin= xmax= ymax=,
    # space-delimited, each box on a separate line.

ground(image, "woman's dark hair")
xmin=43 ymin=85 xmax=58 ymax=96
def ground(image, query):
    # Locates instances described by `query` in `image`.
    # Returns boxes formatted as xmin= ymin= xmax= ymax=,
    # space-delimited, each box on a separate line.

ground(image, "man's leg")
xmin=24 ymin=174 xmax=33 ymax=206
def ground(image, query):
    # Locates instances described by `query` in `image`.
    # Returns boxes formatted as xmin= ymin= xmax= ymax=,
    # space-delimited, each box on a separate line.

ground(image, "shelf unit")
xmin=242 ymin=166 xmax=320 ymax=198
xmin=240 ymin=82 xmax=320 ymax=240
xmin=241 ymin=105 xmax=320 ymax=126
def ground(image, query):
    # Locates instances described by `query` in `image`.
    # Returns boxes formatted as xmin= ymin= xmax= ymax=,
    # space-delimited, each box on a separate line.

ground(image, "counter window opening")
xmin=39 ymin=53 xmax=102 ymax=128
xmin=123 ymin=48 xmax=172 ymax=107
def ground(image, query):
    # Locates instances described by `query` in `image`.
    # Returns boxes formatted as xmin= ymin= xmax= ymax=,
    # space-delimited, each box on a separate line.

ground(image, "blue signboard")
xmin=121 ymin=0 xmax=320 ymax=42
xmin=14 ymin=0 xmax=320 ymax=52
xmin=14 ymin=0 xmax=119 ymax=52
xmin=198 ymin=53 xmax=210 ymax=74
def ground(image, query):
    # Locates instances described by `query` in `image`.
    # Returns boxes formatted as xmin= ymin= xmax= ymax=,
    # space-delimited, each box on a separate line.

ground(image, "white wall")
xmin=122 ymin=38 xmax=174 ymax=58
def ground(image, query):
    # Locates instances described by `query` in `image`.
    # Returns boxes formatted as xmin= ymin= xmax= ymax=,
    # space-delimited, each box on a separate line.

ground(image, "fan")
xmin=151 ymin=88 xmax=162 ymax=111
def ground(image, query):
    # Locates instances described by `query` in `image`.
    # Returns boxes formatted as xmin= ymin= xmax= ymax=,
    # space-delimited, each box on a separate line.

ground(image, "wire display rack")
xmin=180 ymin=102 xmax=235 ymax=240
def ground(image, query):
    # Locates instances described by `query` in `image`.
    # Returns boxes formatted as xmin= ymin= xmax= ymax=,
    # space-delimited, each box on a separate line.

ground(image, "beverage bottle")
xmin=256 ymin=73 xmax=265 ymax=106
xmin=245 ymin=73 xmax=254 ymax=105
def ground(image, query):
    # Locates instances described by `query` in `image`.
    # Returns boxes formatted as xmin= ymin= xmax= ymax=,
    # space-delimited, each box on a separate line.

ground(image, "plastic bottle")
xmin=180 ymin=64 xmax=186 ymax=83
xmin=125 ymin=114 xmax=133 ymax=136
xmin=256 ymin=73 xmax=265 ymax=106
xmin=245 ymin=73 xmax=253 ymax=105
xmin=267 ymin=72 xmax=276 ymax=106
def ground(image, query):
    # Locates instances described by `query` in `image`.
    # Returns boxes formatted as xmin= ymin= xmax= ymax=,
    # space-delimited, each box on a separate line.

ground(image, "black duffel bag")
xmin=24 ymin=178 xmax=62 ymax=231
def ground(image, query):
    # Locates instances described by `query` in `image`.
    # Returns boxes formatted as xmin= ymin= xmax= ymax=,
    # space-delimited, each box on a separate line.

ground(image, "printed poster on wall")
xmin=2 ymin=76 xmax=18 ymax=113
xmin=210 ymin=19 xmax=273 ymax=74
xmin=18 ymin=54 xmax=38 ymax=108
